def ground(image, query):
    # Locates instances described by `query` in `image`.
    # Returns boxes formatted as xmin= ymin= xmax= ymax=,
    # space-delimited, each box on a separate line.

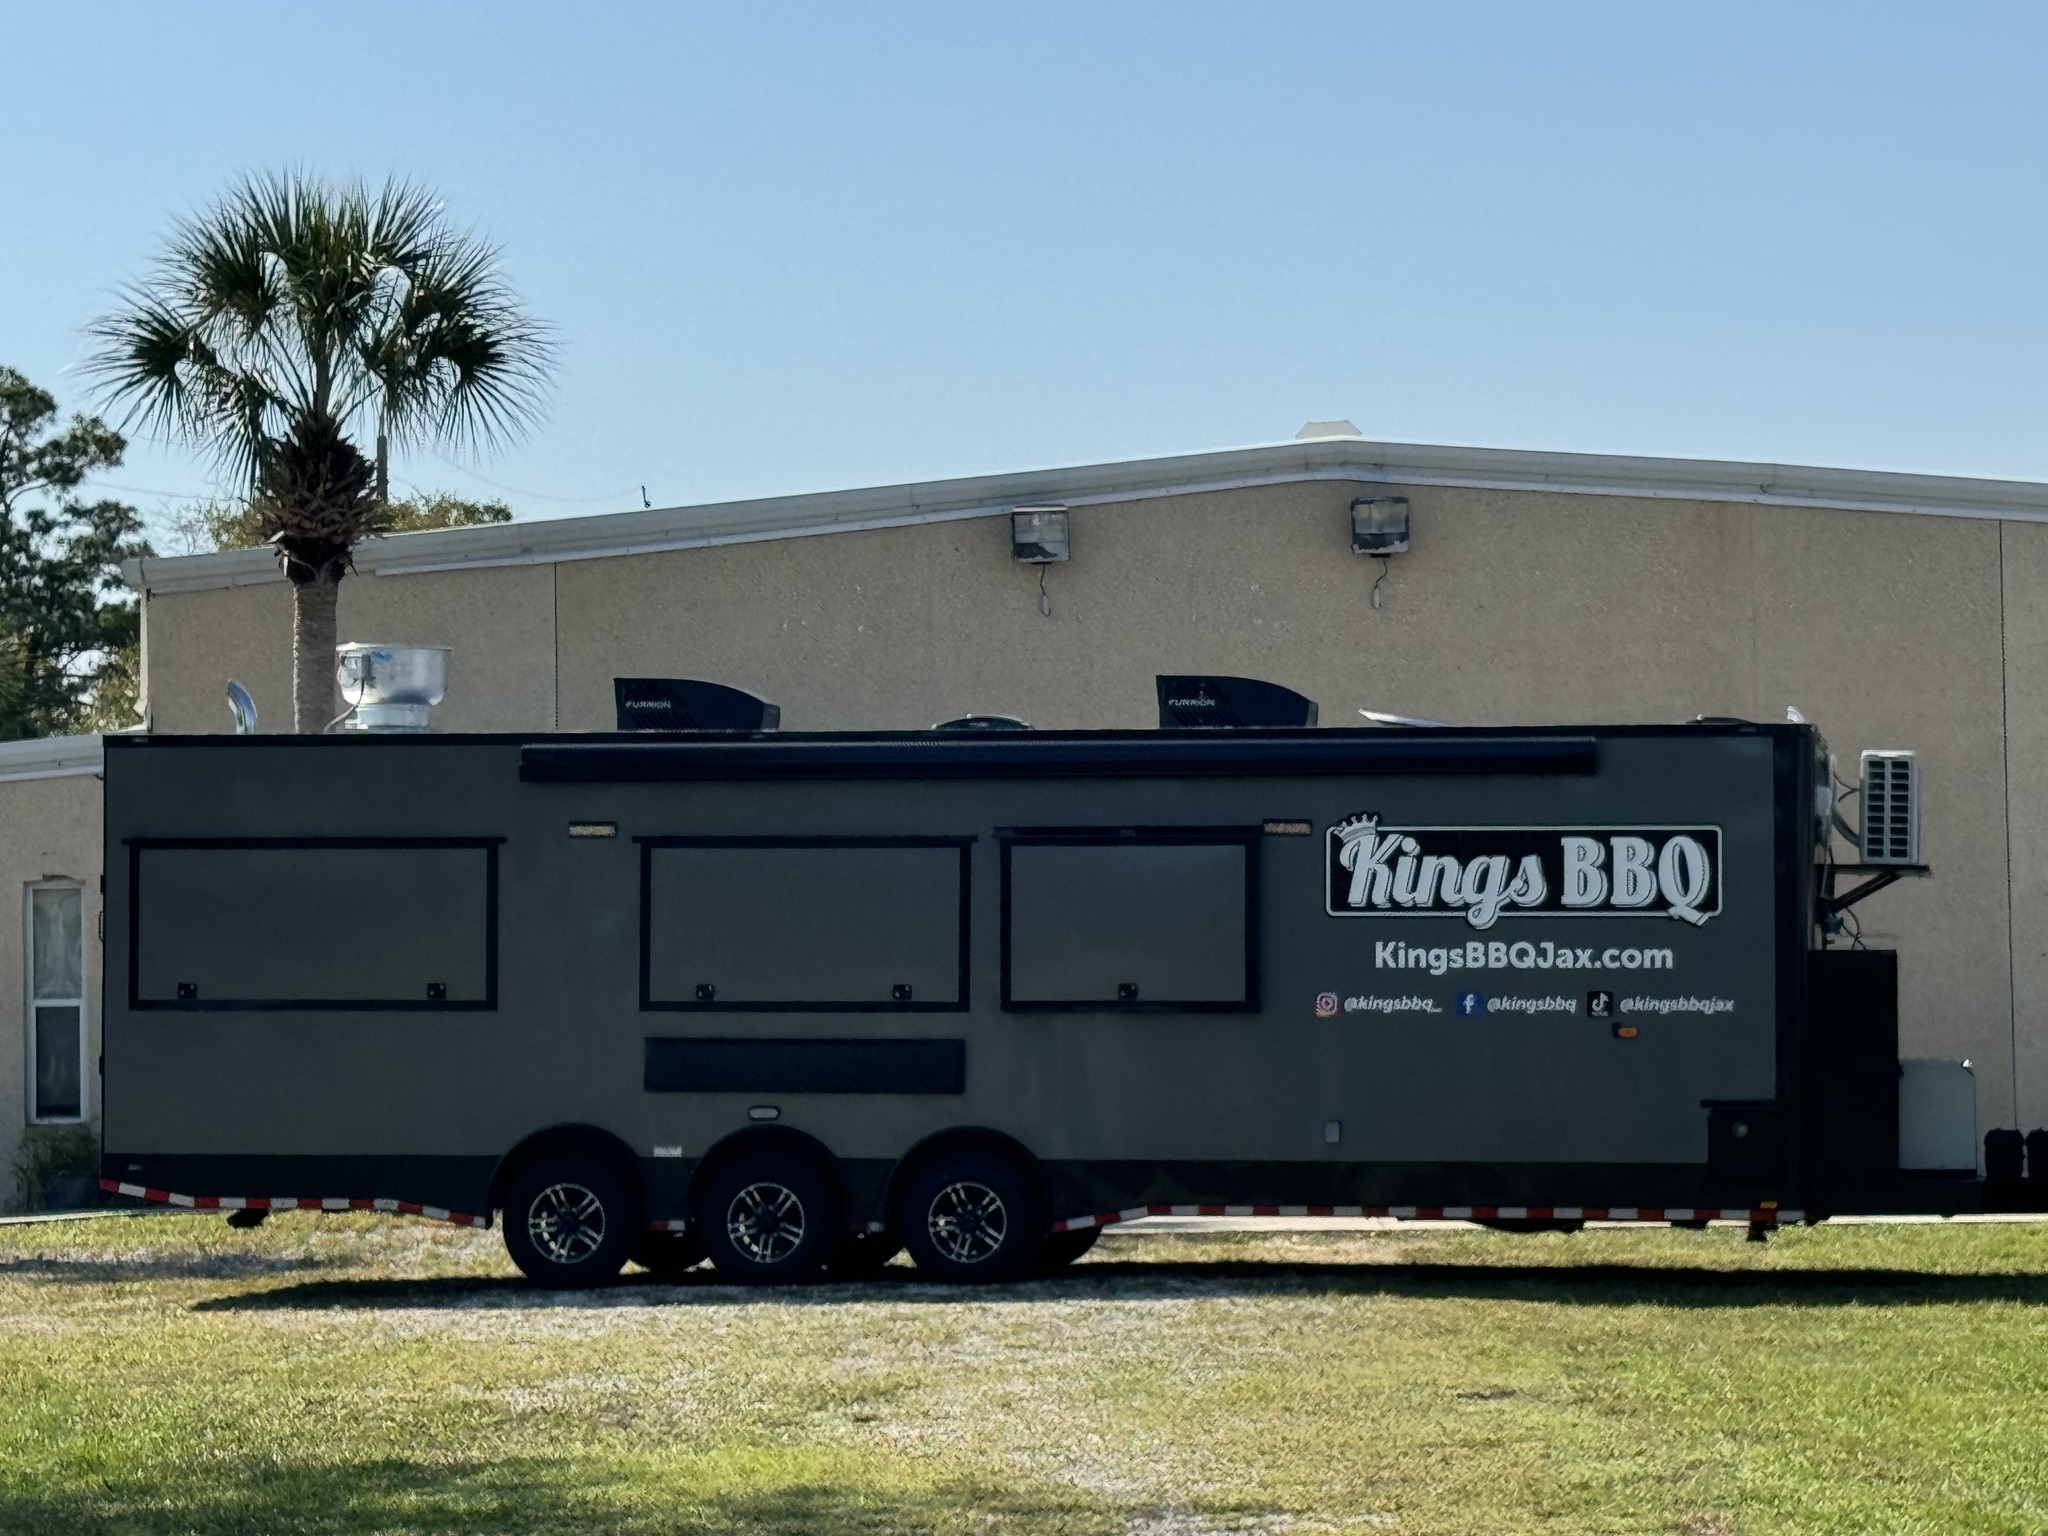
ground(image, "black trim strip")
xmin=643 ymin=1036 xmax=967 ymax=1095
xmin=123 ymin=837 xmax=510 ymax=849
xmin=103 ymin=722 xmax=1794 ymax=754
xmin=523 ymin=734 xmax=1598 ymax=783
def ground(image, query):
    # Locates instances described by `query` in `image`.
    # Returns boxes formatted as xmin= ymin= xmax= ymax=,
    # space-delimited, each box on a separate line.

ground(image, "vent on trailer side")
xmin=1859 ymin=750 xmax=1920 ymax=865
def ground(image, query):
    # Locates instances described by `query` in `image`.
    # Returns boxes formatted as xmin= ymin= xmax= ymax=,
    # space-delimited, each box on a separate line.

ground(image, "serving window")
xmin=641 ymin=837 xmax=970 ymax=1011
xmin=1001 ymin=831 xmax=1258 ymax=1011
xmin=129 ymin=839 xmax=498 ymax=1010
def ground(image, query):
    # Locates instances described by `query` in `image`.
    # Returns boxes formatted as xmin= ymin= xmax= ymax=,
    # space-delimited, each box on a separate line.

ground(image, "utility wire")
xmin=424 ymin=450 xmax=639 ymax=506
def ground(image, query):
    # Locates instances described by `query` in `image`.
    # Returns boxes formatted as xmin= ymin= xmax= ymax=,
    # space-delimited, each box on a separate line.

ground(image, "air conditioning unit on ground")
xmin=1859 ymin=750 xmax=1920 ymax=865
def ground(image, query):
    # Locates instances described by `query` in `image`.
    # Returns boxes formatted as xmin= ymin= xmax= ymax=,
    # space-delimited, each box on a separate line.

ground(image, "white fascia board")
xmin=120 ymin=437 xmax=2048 ymax=595
xmin=0 ymin=734 xmax=103 ymax=783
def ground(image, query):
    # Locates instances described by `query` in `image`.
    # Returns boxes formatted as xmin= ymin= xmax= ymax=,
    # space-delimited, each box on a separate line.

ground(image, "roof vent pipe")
xmin=225 ymin=680 xmax=258 ymax=735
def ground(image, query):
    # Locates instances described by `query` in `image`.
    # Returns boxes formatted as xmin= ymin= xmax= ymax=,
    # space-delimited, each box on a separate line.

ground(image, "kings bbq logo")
xmin=1326 ymin=814 xmax=1721 ymax=929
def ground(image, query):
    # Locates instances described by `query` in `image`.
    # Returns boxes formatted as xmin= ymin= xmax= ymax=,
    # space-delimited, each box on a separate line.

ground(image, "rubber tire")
xmin=698 ymin=1154 xmax=837 ymax=1285
xmin=901 ymin=1153 xmax=1042 ymax=1284
xmin=632 ymin=1228 xmax=707 ymax=1279
xmin=828 ymin=1231 xmax=904 ymax=1280
xmin=502 ymin=1155 xmax=639 ymax=1288
xmin=1036 ymin=1226 xmax=1101 ymax=1272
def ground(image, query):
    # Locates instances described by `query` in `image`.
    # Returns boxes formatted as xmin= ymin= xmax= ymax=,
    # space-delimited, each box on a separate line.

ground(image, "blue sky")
xmin=5 ymin=3 xmax=2046 ymax=538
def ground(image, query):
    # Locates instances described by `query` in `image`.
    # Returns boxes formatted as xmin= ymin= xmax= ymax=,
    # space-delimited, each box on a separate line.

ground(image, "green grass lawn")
xmin=2 ymin=1214 xmax=2045 ymax=1535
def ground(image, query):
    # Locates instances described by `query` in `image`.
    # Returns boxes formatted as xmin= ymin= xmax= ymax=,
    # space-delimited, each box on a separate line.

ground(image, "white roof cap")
xmin=122 ymin=433 xmax=2048 ymax=595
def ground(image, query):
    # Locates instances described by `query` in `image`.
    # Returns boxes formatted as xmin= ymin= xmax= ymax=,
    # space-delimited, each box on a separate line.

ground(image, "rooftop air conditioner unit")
xmin=614 ymin=678 xmax=781 ymax=732
xmin=1859 ymin=750 xmax=1920 ymax=866
xmin=1156 ymin=675 xmax=1319 ymax=729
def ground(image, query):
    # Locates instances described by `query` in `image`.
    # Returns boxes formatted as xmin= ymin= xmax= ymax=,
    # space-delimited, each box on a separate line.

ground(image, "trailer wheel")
xmin=1036 ymin=1226 xmax=1101 ymax=1272
xmin=502 ymin=1156 xmax=638 ymax=1288
xmin=698 ymin=1155 xmax=836 ymax=1284
xmin=902 ymin=1153 xmax=1041 ymax=1283
xmin=632 ymin=1228 xmax=707 ymax=1280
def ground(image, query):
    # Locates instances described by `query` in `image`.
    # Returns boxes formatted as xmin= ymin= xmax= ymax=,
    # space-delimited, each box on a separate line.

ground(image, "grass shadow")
xmin=0 ymin=1453 xmax=1115 ymax=1536
xmin=193 ymin=1257 xmax=2048 ymax=1313
xmin=2 ymin=1252 xmax=326 ymax=1283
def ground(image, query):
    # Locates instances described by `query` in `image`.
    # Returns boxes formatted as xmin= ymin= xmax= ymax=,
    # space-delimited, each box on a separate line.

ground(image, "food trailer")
xmin=97 ymin=719 xmax=2000 ymax=1286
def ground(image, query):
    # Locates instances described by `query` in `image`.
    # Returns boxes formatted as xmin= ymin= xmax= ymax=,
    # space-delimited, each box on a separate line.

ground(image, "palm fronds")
xmin=87 ymin=170 xmax=553 ymax=502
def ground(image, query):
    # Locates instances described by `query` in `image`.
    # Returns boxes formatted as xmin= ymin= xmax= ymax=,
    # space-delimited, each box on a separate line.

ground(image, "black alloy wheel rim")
xmin=726 ymin=1182 xmax=806 ymax=1263
xmin=927 ymin=1181 xmax=1008 ymax=1264
xmin=528 ymin=1181 xmax=607 ymax=1264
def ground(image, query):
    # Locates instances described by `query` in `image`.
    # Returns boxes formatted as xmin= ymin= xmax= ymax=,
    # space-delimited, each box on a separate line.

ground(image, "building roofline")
xmin=120 ymin=434 xmax=2048 ymax=596
xmin=0 ymin=733 xmax=103 ymax=784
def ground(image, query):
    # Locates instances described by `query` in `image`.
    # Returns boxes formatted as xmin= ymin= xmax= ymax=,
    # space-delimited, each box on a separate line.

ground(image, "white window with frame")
xmin=27 ymin=882 xmax=86 ymax=1123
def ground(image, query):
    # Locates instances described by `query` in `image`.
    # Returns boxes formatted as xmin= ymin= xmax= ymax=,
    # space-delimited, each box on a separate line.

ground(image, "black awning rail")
xmin=519 ymin=732 xmax=1598 ymax=783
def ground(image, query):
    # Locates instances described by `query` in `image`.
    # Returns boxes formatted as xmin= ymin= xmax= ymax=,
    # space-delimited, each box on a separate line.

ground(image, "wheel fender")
xmin=489 ymin=1124 xmax=643 ymax=1217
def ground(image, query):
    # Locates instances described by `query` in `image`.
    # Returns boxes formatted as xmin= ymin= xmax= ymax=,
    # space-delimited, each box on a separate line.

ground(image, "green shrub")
xmin=10 ymin=1123 xmax=97 ymax=1210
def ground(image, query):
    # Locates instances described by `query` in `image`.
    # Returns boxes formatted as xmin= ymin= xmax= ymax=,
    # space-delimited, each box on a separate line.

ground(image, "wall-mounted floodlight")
xmin=1349 ymin=495 xmax=1410 ymax=555
xmin=1010 ymin=506 xmax=1071 ymax=563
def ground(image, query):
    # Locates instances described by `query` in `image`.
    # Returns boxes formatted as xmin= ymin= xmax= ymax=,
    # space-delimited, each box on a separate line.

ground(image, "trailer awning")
xmin=518 ymin=733 xmax=1599 ymax=783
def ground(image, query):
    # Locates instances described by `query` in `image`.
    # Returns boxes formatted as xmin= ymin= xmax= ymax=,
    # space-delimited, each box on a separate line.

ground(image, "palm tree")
xmin=89 ymin=172 xmax=552 ymax=731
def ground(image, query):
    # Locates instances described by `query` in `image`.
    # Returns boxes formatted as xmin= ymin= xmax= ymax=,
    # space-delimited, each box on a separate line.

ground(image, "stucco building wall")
xmin=127 ymin=477 xmax=2045 ymax=1135
xmin=142 ymin=564 xmax=557 ymax=736
xmin=0 ymin=770 xmax=103 ymax=1211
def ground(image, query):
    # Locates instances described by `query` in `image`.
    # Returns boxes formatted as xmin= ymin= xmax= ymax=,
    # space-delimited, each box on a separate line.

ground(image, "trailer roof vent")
xmin=933 ymin=714 xmax=1032 ymax=732
xmin=1859 ymin=750 xmax=1920 ymax=865
xmin=1156 ymin=675 xmax=1319 ymax=729
xmin=614 ymin=678 xmax=781 ymax=733
xmin=335 ymin=644 xmax=448 ymax=733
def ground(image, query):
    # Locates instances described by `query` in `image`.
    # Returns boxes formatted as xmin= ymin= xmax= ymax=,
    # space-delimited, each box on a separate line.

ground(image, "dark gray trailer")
xmin=97 ymin=722 xmax=1998 ymax=1286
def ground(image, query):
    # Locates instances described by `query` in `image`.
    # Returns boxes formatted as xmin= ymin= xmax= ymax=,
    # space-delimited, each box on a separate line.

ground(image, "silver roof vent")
xmin=335 ymin=643 xmax=449 ymax=733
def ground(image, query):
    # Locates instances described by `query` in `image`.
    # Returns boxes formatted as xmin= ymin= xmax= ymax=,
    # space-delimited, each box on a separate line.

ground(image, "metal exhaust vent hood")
xmin=334 ymin=644 xmax=449 ymax=732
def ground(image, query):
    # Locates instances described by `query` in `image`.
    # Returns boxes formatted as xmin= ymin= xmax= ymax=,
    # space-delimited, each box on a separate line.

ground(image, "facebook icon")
xmin=1455 ymin=991 xmax=1486 ymax=1017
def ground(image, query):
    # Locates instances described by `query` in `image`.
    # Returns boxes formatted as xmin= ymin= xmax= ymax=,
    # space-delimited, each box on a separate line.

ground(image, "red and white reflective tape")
xmin=1047 ymin=1202 xmax=1801 ymax=1233
xmin=99 ymin=1178 xmax=489 ymax=1229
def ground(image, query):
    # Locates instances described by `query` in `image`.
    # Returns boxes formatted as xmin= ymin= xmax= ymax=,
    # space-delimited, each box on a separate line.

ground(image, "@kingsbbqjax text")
xmin=1619 ymin=995 xmax=1736 ymax=1015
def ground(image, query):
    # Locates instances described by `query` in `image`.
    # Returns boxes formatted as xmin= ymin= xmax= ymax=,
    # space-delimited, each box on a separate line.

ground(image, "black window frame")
xmin=998 ymin=826 xmax=1261 ymax=1014
xmin=125 ymin=837 xmax=503 ymax=1013
xmin=637 ymin=835 xmax=974 ymax=1013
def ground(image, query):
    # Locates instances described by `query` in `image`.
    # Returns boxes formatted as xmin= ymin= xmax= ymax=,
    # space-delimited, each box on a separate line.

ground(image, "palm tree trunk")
xmin=291 ymin=569 xmax=341 ymax=733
